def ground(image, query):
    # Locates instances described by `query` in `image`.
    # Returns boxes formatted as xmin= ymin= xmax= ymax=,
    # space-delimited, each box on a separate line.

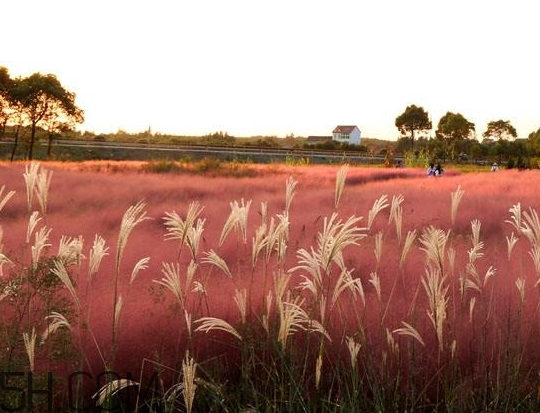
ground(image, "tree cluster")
xmin=394 ymin=104 xmax=538 ymax=167
xmin=0 ymin=66 xmax=84 ymax=160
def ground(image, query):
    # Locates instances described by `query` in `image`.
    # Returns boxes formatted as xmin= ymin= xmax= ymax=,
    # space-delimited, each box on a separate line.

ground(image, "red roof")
xmin=333 ymin=125 xmax=358 ymax=134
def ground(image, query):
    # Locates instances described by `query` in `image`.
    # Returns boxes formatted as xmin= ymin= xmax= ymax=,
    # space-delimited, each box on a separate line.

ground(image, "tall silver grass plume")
xmin=184 ymin=310 xmax=193 ymax=338
xmin=389 ymin=194 xmax=404 ymax=243
xmin=219 ymin=198 xmax=252 ymax=246
xmin=368 ymin=271 xmax=381 ymax=301
xmin=186 ymin=259 xmax=197 ymax=290
xmin=400 ymin=229 xmax=417 ymax=268
xmin=182 ymin=351 xmax=198 ymax=413
xmin=252 ymin=222 xmax=268 ymax=267
xmin=469 ymin=297 xmax=476 ymax=322
xmin=186 ymin=218 xmax=205 ymax=258
xmin=35 ymin=167 xmax=53 ymax=216
xmin=114 ymin=294 xmax=123 ymax=336
xmin=116 ymin=200 xmax=149 ymax=274
xmin=57 ymin=235 xmax=85 ymax=268
xmin=285 ymin=175 xmax=298 ymax=214
xmin=530 ymin=245 xmax=540 ymax=280
xmin=264 ymin=213 xmax=290 ymax=264
xmin=483 ymin=266 xmax=497 ymax=287
xmin=521 ymin=207 xmax=540 ymax=246
xmin=277 ymin=295 xmax=329 ymax=347
xmin=274 ymin=270 xmax=292 ymax=309
xmin=194 ymin=316 xmax=242 ymax=340
xmin=515 ymin=277 xmax=526 ymax=303
xmin=447 ymin=246 xmax=456 ymax=276
xmin=346 ymin=336 xmax=361 ymax=370
xmin=374 ymin=231 xmax=383 ymax=267
xmin=51 ymin=260 xmax=80 ymax=308
xmin=153 ymin=262 xmax=184 ymax=306
xmin=260 ymin=201 xmax=268 ymax=225
xmin=31 ymin=226 xmax=52 ymax=271
xmin=334 ymin=164 xmax=349 ymax=209
xmin=421 ymin=266 xmax=448 ymax=352
xmin=450 ymin=185 xmax=465 ymax=226
xmin=386 ymin=327 xmax=399 ymax=356
xmin=393 ymin=321 xmax=425 ymax=347
xmin=234 ymin=288 xmax=248 ymax=324
xmin=419 ymin=225 xmax=450 ymax=271
xmin=26 ymin=211 xmax=41 ymax=243
xmin=331 ymin=267 xmax=365 ymax=308
xmin=23 ymin=327 xmax=37 ymax=372
xmin=318 ymin=213 xmax=366 ymax=270
xmin=0 ymin=185 xmax=15 ymax=214
xmin=471 ymin=219 xmax=482 ymax=247
xmin=88 ymin=235 xmax=109 ymax=280
xmin=93 ymin=379 xmax=139 ymax=407
xmin=506 ymin=232 xmax=519 ymax=261
xmin=367 ymin=194 xmax=389 ymax=230
xmin=202 ymin=249 xmax=232 ymax=278
xmin=163 ymin=201 xmax=204 ymax=246
xmin=505 ymin=203 xmax=522 ymax=233
xmin=262 ymin=291 xmax=273 ymax=334
xmin=292 ymin=247 xmax=323 ymax=294
xmin=468 ymin=239 xmax=484 ymax=264
xmin=0 ymin=252 xmax=13 ymax=278
xmin=41 ymin=311 xmax=72 ymax=345
xmin=23 ymin=162 xmax=41 ymax=212
xmin=315 ymin=353 xmax=323 ymax=390
xmin=130 ymin=257 xmax=150 ymax=284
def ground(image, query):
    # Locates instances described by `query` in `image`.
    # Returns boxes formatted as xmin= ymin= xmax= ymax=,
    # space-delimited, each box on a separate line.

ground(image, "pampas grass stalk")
xmin=202 ymin=249 xmax=232 ymax=278
xmin=393 ymin=321 xmax=425 ymax=347
xmin=153 ymin=262 xmax=184 ymax=306
xmin=421 ymin=267 xmax=448 ymax=352
xmin=26 ymin=211 xmax=41 ymax=243
xmin=35 ymin=167 xmax=53 ymax=216
xmin=57 ymin=235 xmax=85 ymax=268
xmin=374 ymin=231 xmax=383 ymax=267
xmin=194 ymin=316 xmax=242 ymax=341
xmin=285 ymin=175 xmax=298 ymax=214
xmin=400 ymin=229 xmax=417 ymax=268
xmin=0 ymin=184 xmax=15 ymax=213
xmin=367 ymin=194 xmax=389 ymax=230
xmin=41 ymin=311 xmax=72 ymax=345
xmin=93 ymin=379 xmax=140 ymax=407
xmin=130 ymin=257 xmax=150 ymax=284
xmin=450 ymin=185 xmax=464 ymax=226
xmin=335 ymin=164 xmax=349 ymax=209
xmin=31 ymin=226 xmax=52 ymax=271
xmin=506 ymin=232 xmax=519 ymax=261
xmin=219 ymin=198 xmax=252 ymax=246
xmin=88 ymin=235 xmax=109 ymax=279
xmin=112 ymin=200 xmax=149 ymax=366
xmin=23 ymin=327 xmax=37 ymax=372
xmin=182 ymin=351 xmax=198 ymax=413
xmin=23 ymin=162 xmax=40 ymax=212
xmin=389 ymin=194 xmax=404 ymax=243
xmin=163 ymin=201 xmax=204 ymax=258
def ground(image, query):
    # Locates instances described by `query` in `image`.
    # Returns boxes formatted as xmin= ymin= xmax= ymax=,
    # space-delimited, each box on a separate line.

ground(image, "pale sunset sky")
xmin=2 ymin=0 xmax=538 ymax=140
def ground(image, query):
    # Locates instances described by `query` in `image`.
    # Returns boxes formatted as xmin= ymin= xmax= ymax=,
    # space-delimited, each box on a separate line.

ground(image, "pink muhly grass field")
xmin=2 ymin=160 xmax=540 ymax=406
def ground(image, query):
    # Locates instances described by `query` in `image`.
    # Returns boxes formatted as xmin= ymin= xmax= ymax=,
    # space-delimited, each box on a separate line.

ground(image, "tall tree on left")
xmin=10 ymin=73 xmax=84 ymax=160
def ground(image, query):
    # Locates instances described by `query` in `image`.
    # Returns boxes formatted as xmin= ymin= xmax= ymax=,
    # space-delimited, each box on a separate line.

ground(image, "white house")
xmin=332 ymin=125 xmax=361 ymax=145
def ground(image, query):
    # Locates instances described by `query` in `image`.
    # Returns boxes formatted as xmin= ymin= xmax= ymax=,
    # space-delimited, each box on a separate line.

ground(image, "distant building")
xmin=332 ymin=125 xmax=361 ymax=145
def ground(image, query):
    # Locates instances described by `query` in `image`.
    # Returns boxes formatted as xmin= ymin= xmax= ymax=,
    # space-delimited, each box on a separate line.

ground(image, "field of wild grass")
xmin=2 ymin=160 xmax=540 ymax=412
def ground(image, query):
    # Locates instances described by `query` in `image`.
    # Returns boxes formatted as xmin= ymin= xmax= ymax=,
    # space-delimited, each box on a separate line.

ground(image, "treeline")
xmin=394 ymin=104 xmax=540 ymax=168
xmin=0 ymin=67 xmax=83 ymax=160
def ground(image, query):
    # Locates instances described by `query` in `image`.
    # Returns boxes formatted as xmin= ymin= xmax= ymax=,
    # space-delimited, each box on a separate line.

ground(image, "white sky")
xmin=2 ymin=0 xmax=538 ymax=140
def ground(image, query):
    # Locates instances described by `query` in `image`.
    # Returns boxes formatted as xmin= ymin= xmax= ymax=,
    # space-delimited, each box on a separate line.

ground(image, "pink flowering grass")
xmin=2 ymin=160 xmax=540 ymax=410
